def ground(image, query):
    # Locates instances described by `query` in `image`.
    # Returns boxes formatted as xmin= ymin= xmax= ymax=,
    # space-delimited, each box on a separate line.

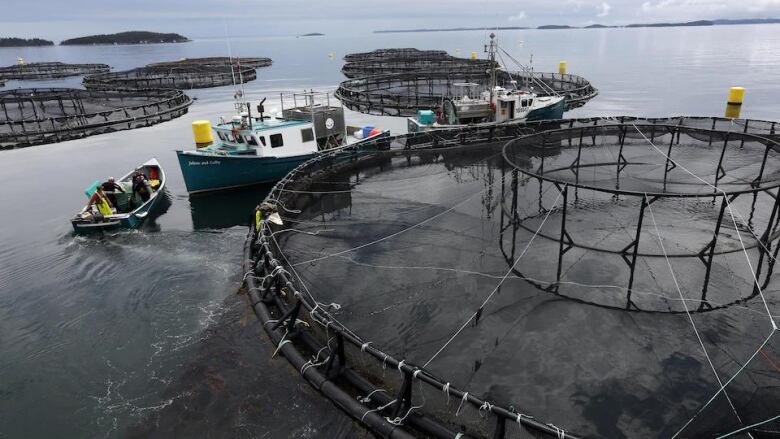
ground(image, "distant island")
xmin=626 ymin=20 xmax=713 ymax=28
xmin=298 ymin=33 xmax=324 ymax=37
xmin=374 ymin=17 xmax=780 ymax=33
xmin=0 ymin=37 xmax=54 ymax=47
xmin=60 ymin=31 xmax=190 ymax=46
xmin=375 ymin=26 xmax=528 ymax=33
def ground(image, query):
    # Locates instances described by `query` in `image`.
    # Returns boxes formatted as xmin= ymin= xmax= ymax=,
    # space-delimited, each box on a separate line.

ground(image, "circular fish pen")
xmin=0 ymin=87 xmax=192 ymax=149
xmin=344 ymin=48 xmax=450 ymax=63
xmin=83 ymin=65 xmax=257 ymax=90
xmin=146 ymin=56 xmax=273 ymax=69
xmin=342 ymin=57 xmax=496 ymax=78
xmin=335 ymin=70 xmax=598 ymax=116
xmin=0 ymin=62 xmax=111 ymax=81
xmin=244 ymin=116 xmax=780 ymax=439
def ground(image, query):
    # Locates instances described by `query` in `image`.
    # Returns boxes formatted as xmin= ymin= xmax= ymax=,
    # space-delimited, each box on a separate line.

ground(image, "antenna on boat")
xmin=223 ymin=23 xmax=246 ymax=114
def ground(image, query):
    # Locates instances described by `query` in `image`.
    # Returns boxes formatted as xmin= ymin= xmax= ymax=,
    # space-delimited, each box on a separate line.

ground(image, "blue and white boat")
xmin=177 ymin=91 xmax=389 ymax=194
xmin=71 ymin=158 xmax=166 ymax=234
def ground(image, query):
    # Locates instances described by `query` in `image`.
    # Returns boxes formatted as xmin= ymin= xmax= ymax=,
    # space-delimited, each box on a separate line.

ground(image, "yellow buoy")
xmin=725 ymin=87 xmax=745 ymax=118
xmin=191 ymin=120 xmax=213 ymax=146
xmin=470 ymin=51 xmax=477 ymax=60
xmin=559 ymin=60 xmax=567 ymax=75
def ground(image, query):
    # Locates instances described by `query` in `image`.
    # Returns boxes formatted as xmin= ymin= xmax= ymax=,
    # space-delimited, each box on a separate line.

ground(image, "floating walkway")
xmin=0 ymin=87 xmax=192 ymax=149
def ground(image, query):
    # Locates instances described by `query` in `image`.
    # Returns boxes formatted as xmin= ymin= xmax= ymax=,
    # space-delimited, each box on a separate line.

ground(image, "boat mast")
xmin=485 ymin=32 xmax=497 ymax=102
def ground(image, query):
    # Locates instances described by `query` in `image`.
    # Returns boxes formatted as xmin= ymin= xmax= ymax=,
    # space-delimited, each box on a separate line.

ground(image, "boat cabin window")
xmin=257 ymin=136 xmax=266 ymax=147
xmin=270 ymin=133 xmax=284 ymax=148
xmin=235 ymin=134 xmax=246 ymax=144
xmin=301 ymin=128 xmax=314 ymax=143
xmin=246 ymin=135 xmax=258 ymax=146
xmin=521 ymin=99 xmax=528 ymax=107
xmin=217 ymin=131 xmax=226 ymax=141
xmin=226 ymin=132 xmax=236 ymax=143
xmin=528 ymin=98 xmax=534 ymax=106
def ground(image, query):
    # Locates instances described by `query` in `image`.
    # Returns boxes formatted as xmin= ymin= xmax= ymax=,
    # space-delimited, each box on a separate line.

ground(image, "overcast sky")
xmin=2 ymin=0 xmax=779 ymax=40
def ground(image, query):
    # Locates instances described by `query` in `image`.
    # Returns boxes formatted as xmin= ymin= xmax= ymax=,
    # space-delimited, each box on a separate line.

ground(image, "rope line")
xmin=423 ymin=188 xmax=564 ymax=368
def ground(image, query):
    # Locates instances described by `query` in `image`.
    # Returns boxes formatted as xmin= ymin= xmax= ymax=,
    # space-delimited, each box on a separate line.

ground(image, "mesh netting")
xmin=336 ymin=70 xmax=597 ymax=116
xmin=344 ymin=48 xmax=450 ymax=63
xmin=0 ymin=87 xmax=192 ymax=149
xmin=83 ymin=65 xmax=257 ymax=90
xmin=244 ymin=116 xmax=780 ymax=439
xmin=146 ymin=56 xmax=273 ymax=69
xmin=0 ymin=62 xmax=111 ymax=80
xmin=342 ymin=57 xmax=496 ymax=78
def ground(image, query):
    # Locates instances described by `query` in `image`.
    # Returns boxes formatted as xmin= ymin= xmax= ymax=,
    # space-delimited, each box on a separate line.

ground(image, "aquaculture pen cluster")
xmin=0 ymin=88 xmax=192 ymax=149
xmin=244 ymin=116 xmax=780 ymax=438
xmin=147 ymin=56 xmax=273 ymax=69
xmin=0 ymin=62 xmax=110 ymax=81
xmin=83 ymin=65 xmax=257 ymax=90
xmin=0 ymin=56 xmax=272 ymax=148
xmin=336 ymin=48 xmax=598 ymax=116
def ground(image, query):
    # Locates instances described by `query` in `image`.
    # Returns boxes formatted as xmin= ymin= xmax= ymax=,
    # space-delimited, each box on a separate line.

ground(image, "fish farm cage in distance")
xmin=0 ymin=88 xmax=192 ymax=149
xmin=244 ymin=115 xmax=780 ymax=439
xmin=341 ymin=56 xmax=497 ymax=78
xmin=0 ymin=62 xmax=111 ymax=81
xmin=335 ymin=70 xmax=598 ymax=117
xmin=344 ymin=48 xmax=450 ymax=63
xmin=83 ymin=64 xmax=257 ymax=90
xmin=146 ymin=56 xmax=273 ymax=69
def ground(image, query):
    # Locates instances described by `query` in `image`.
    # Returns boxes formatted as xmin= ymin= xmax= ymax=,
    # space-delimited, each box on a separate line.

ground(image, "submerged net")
xmin=0 ymin=87 xmax=192 ymax=149
xmin=244 ymin=116 xmax=780 ymax=438
xmin=0 ymin=62 xmax=111 ymax=81
xmin=336 ymin=70 xmax=597 ymax=116
xmin=83 ymin=65 xmax=257 ymax=90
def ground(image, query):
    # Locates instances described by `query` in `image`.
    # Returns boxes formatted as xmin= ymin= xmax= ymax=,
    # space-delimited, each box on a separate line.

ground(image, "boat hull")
xmin=71 ymin=158 xmax=166 ymax=234
xmin=526 ymin=97 xmax=566 ymax=122
xmin=176 ymin=151 xmax=314 ymax=194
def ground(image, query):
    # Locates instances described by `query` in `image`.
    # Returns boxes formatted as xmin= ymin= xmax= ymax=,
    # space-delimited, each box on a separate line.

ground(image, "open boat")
xmin=71 ymin=158 xmax=166 ymax=234
xmin=176 ymin=91 xmax=389 ymax=194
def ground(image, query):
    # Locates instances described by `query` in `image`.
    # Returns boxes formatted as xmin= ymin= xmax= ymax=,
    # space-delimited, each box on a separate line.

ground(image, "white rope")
xmin=423 ymin=188 xmax=564 ymax=368
xmin=291 ymin=188 xmax=486 ymax=267
xmin=272 ymin=339 xmax=291 ymax=358
xmin=547 ymin=423 xmax=566 ymax=439
xmin=360 ymin=398 xmax=397 ymax=423
xmin=478 ymin=401 xmax=494 ymax=418
xmin=646 ymin=196 xmax=744 ymax=429
xmin=397 ymin=360 xmax=405 ymax=373
xmin=361 ymin=341 xmax=372 ymax=352
xmin=715 ymin=412 xmax=780 ymax=438
xmin=671 ymin=330 xmax=775 ymax=438
xmin=632 ymin=124 xmax=777 ymax=328
xmin=455 ymin=392 xmax=469 ymax=416
xmin=358 ymin=388 xmax=387 ymax=404
xmin=442 ymin=382 xmax=451 ymax=404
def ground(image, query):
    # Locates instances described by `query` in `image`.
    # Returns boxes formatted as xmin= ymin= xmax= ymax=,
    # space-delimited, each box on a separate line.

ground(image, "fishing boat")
xmin=176 ymin=91 xmax=389 ymax=194
xmin=71 ymin=158 xmax=166 ymax=234
xmin=407 ymin=33 xmax=566 ymax=133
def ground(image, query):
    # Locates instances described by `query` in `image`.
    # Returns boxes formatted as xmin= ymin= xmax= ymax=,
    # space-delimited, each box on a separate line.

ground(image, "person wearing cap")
xmin=101 ymin=177 xmax=125 ymax=210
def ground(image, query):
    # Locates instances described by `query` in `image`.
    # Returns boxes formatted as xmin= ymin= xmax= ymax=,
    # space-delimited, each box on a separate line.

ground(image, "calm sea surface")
xmin=0 ymin=25 xmax=779 ymax=438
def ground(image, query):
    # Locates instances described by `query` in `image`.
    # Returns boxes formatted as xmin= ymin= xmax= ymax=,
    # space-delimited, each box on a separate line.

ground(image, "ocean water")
xmin=0 ymin=25 xmax=779 ymax=438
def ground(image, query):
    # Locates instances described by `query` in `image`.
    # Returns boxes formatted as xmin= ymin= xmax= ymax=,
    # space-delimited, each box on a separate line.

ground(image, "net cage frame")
xmin=146 ymin=56 xmax=273 ymax=69
xmin=344 ymin=48 xmax=450 ymax=63
xmin=0 ymin=87 xmax=192 ymax=149
xmin=500 ymin=122 xmax=780 ymax=314
xmin=82 ymin=64 xmax=258 ymax=90
xmin=341 ymin=57 xmax=497 ymax=78
xmin=243 ymin=115 xmax=780 ymax=439
xmin=335 ymin=70 xmax=598 ymax=117
xmin=0 ymin=62 xmax=111 ymax=81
